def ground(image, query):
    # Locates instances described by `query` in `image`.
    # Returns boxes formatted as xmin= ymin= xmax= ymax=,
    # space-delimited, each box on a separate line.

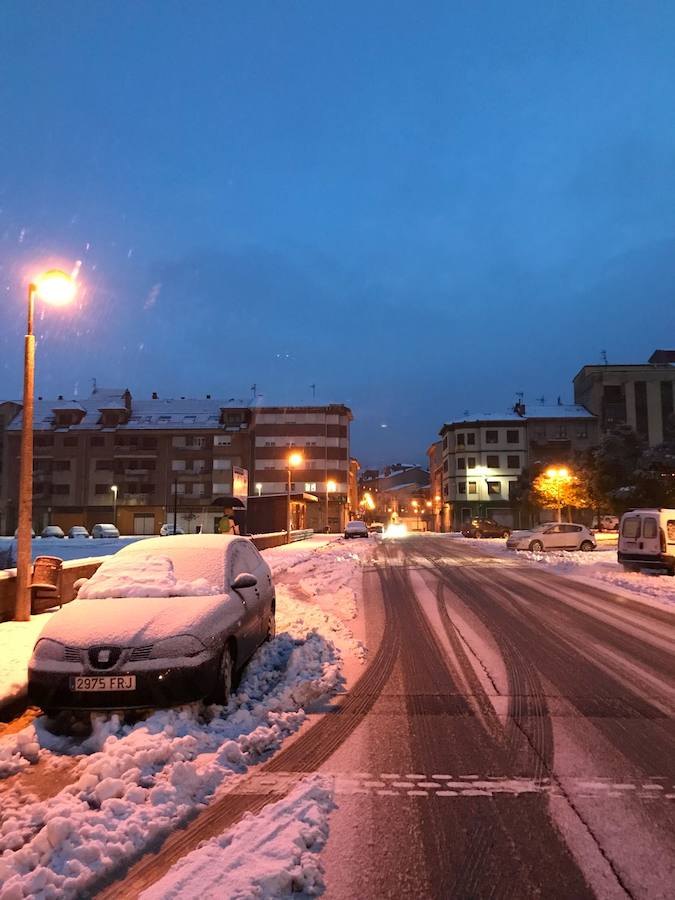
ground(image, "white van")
xmin=618 ymin=509 xmax=675 ymax=575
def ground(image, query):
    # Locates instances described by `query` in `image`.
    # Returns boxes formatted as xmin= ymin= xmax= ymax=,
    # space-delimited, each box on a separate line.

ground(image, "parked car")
xmin=368 ymin=522 xmax=385 ymax=534
xmin=461 ymin=518 xmax=510 ymax=539
xmin=91 ymin=523 xmax=120 ymax=539
xmin=160 ymin=523 xmax=185 ymax=536
xmin=506 ymin=522 xmax=596 ymax=552
xmin=618 ymin=508 xmax=675 ymax=575
xmin=41 ymin=525 xmax=65 ymax=539
xmin=28 ymin=535 xmax=276 ymax=712
xmin=344 ymin=520 xmax=369 ymax=539
xmin=68 ymin=526 xmax=90 ymax=539
xmin=14 ymin=527 xmax=35 ymax=538
xmin=592 ymin=515 xmax=620 ymax=532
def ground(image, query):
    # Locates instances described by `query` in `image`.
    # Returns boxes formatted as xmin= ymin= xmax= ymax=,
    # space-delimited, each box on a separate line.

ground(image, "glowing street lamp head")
xmin=288 ymin=452 xmax=304 ymax=468
xmin=111 ymin=484 xmax=118 ymax=496
xmin=327 ymin=479 xmax=337 ymax=493
xmin=33 ymin=269 xmax=76 ymax=307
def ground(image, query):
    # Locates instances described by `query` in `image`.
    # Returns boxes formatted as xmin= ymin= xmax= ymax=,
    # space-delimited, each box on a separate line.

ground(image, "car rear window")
xmin=622 ymin=517 xmax=641 ymax=538
xmin=642 ymin=517 xmax=658 ymax=539
xmin=668 ymin=521 xmax=675 ymax=542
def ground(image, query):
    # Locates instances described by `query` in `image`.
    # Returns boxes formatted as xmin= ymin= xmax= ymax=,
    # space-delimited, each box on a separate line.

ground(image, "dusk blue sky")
xmin=2 ymin=2 xmax=675 ymax=467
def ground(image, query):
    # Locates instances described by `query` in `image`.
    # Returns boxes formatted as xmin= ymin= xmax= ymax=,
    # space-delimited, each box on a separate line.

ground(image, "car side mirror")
xmin=231 ymin=572 xmax=257 ymax=591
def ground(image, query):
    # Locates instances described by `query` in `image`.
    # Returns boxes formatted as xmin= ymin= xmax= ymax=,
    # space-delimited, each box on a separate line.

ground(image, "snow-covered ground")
xmin=0 ymin=536 xmax=148 ymax=570
xmin=454 ymin=534 xmax=675 ymax=609
xmin=0 ymin=616 xmax=56 ymax=709
xmin=0 ymin=535 xmax=372 ymax=899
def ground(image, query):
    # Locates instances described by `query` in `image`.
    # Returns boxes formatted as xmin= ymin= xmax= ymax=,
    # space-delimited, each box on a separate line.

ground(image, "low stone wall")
xmin=0 ymin=530 xmax=314 ymax=622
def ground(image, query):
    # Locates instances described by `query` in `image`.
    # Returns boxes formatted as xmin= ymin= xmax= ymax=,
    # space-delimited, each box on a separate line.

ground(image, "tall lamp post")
xmin=111 ymin=484 xmax=118 ymax=527
xmin=325 ymin=478 xmax=337 ymax=533
xmin=15 ymin=269 xmax=77 ymax=621
xmin=286 ymin=452 xmax=304 ymax=543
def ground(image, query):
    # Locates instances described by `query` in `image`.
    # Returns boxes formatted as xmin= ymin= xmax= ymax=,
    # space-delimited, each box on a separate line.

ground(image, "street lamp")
xmin=15 ymin=269 xmax=77 ymax=621
xmin=286 ymin=452 xmax=304 ymax=543
xmin=326 ymin=478 xmax=337 ymax=533
xmin=545 ymin=467 xmax=571 ymax=523
xmin=412 ymin=499 xmax=420 ymax=531
xmin=256 ymin=483 xmax=263 ymax=496
xmin=111 ymin=484 xmax=118 ymax=527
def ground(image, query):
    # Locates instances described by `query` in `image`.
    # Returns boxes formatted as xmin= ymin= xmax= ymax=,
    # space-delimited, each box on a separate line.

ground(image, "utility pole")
xmin=173 ymin=478 xmax=178 ymax=533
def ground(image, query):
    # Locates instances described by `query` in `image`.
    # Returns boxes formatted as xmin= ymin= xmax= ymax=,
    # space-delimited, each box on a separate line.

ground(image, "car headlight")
xmin=150 ymin=635 xmax=206 ymax=659
xmin=32 ymin=638 xmax=65 ymax=661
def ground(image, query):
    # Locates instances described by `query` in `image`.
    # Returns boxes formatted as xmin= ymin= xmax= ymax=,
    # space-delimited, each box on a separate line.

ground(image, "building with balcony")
xmin=0 ymin=388 xmax=354 ymax=536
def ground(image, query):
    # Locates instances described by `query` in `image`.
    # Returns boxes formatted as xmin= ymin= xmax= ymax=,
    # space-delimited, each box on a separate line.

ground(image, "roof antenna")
xmin=601 ymin=350 xmax=608 ymax=365
xmin=250 ymin=383 xmax=259 ymax=404
xmin=536 ymin=395 xmax=545 ymax=405
xmin=310 ymin=383 xmax=316 ymax=401
xmin=92 ymin=377 xmax=97 ymax=394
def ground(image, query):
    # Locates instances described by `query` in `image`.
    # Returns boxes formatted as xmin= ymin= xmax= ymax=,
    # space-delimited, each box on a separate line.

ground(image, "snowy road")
xmin=2 ymin=534 xmax=674 ymax=898
xmin=321 ymin=535 xmax=675 ymax=899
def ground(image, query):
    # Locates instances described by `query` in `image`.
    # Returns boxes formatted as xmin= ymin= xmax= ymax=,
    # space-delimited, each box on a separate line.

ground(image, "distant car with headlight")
xmin=28 ymin=535 xmax=276 ymax=713
xmin=384 ymin=522 xmax=407 ymax=538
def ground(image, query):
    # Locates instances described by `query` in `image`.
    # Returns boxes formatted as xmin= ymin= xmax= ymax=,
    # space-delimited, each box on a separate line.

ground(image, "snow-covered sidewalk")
xmin=449 ymin=534 xmax=675 ymax=609
xmin=0 ymin=535 xmax=372 ymax=899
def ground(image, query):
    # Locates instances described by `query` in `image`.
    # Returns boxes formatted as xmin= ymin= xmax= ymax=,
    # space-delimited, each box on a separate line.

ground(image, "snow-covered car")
xmin=41 ymin=525 xmax=65 ymax=539
xmin=27 ymin=535 xmax=276 ymax=713
xmin=14 ymin=527 xmax=35 ymax=538
xmin=67 ymin=525 xmax=90 ymax=539
xmin=344 ymin=521 xmax=369 ymax=539
xmin=368 ymin=522 xmax=385 ymax=534
xmin=506 ymin=523 xmax=596 ymax=552
xmin=160 ymin=523 xmax=185 ymax=536
xmin=91 ymin=523 xmax=120 ymax=539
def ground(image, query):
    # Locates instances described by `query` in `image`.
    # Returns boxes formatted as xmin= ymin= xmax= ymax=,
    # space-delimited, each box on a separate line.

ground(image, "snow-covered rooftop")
xmin=442 ymin=404 xmax=594 ymax=429
xmin=6 ymin=389 xmax=248 ymax=432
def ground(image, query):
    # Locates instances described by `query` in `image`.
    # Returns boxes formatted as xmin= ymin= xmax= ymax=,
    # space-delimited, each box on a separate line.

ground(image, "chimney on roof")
xmin=557 ymin=396 xmax=562 ymax=405
xmin=181 ymin=396 xmax=185 ymax=400
xmin=514 ymin=401 xmax=526 ymax=416
xmin=58 ymin=395 xmax=63 ymax=401
xmin=206 ymin=394 xmax=211 ymax=399
xmin=152 ymin=391 xmax=158 ymax=400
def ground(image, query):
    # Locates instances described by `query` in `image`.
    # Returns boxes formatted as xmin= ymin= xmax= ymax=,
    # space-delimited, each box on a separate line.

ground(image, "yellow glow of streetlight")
xmin=546 ymin=467 xmax=570 ymax=479
xmin=33 ymin=269 xmax=77 ymax=307
xmin=327 ymin=479 xmax=337 ymax=493
xmin=426 ymin=501 xmax=432 ymax=508
xmin=412 ymin=500 xmax=418 ymax=508
xmin=288 ymin=452 xmax=304 ymax=468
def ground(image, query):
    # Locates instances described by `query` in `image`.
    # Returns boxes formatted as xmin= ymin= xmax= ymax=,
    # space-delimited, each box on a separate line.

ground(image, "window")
xmin=63 ymin=436 xmax=78 ymax=447
xmin=172 ymin=460 xmax=186 ymax=471
xmin=468 ymin=481 xmax=477 ymax=494
xmin=485 ymin=430 xmax=498 ymax=444
xmin=642 ymin=517 xmax=658 ymax=539
xmin=95 ymin=459 xmax=113 ymax=470
xmin=507 ymin=455 xmax=519 ymax=468
xmin=52 ymin=484 xmax=69 ymax=495
xmin=443 ymin=435 xmax=448 ymax=450
xmin=621 ymin=517 xmax=641 ymax=538
xmin=214 ymin=435 xmax=231 ymax=447
xmin=556 ymin=425 xmax=567 ymax=439
xmin=667 ymin=520 xmax=675 ymax=542
xmin=95 ymin=483 xmax=111 ymax=495
xmin=457 ymin=482 xmax=466 ymax=493
xmin=577 ymin=425 xmax=588 ymax=439
xmin=265 ymin=441 xmax=276 ymax=446
xmin=466 ymin=433 xmax=476 ymax=445
xmin=91 ymin=436 xmax=105 ymax=447
xmin=486 ymin=455 xmax=499 ymax=468
xmin=506 ymin=430 xmax=519 ymax=444
xmin=53 ymin=460 xmax=71 ymax=471
xmin=142 ymin=437 xmax=157 ymax=449
xmin=456 ymin=433 xmax=465 ymax=447
xmin=35 ymin=435 xmax=54 ymax=447
xmin=457 ymin=457 xmax=466 ymax=470
xmin=443 ymin=459 xmax=449 ymax=471
xmin=467 ymin=457 xmax=476 ymax=469
xmin=486 ymin=481 xmax=501 ymax=495
xmin=305 ymin=482 xmax=317 ymax=491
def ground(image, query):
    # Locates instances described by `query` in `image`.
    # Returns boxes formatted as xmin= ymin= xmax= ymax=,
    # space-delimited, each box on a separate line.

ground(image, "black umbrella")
xmin=211 ymin=496 xmax=246 ymax=508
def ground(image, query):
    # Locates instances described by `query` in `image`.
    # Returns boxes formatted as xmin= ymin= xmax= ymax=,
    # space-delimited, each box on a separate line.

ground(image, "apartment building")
xmin=251 ymin=405 xmax=353 ymax=532
xmin=0 ymin=388 xmax=353 ymax=535
xmin=439 ymin=403 xmax=597 ymax=529
xmin=359 ymin=463 xmax=430 ymax=523
xmin=573 ymin=350 xmax=675 ymax=446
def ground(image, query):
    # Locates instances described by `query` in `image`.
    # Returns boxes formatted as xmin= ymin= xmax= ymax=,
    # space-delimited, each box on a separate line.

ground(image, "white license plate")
xmin=70 ymin=675 xmax=136 ymax=692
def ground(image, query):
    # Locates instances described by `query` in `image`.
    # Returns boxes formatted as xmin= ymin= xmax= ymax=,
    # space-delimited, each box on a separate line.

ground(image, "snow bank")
xmin=140 ymin=776 xmax=334 ymax=900
xmin=0 ymin=538 xmax=371 ymax=899
xmin=0 ymin=615 xmax=55 ymax=712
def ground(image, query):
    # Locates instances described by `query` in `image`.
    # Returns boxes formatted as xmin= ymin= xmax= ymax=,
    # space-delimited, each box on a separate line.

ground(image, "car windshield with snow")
xmin=28 ymin=535 xmax=276 ymax=713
